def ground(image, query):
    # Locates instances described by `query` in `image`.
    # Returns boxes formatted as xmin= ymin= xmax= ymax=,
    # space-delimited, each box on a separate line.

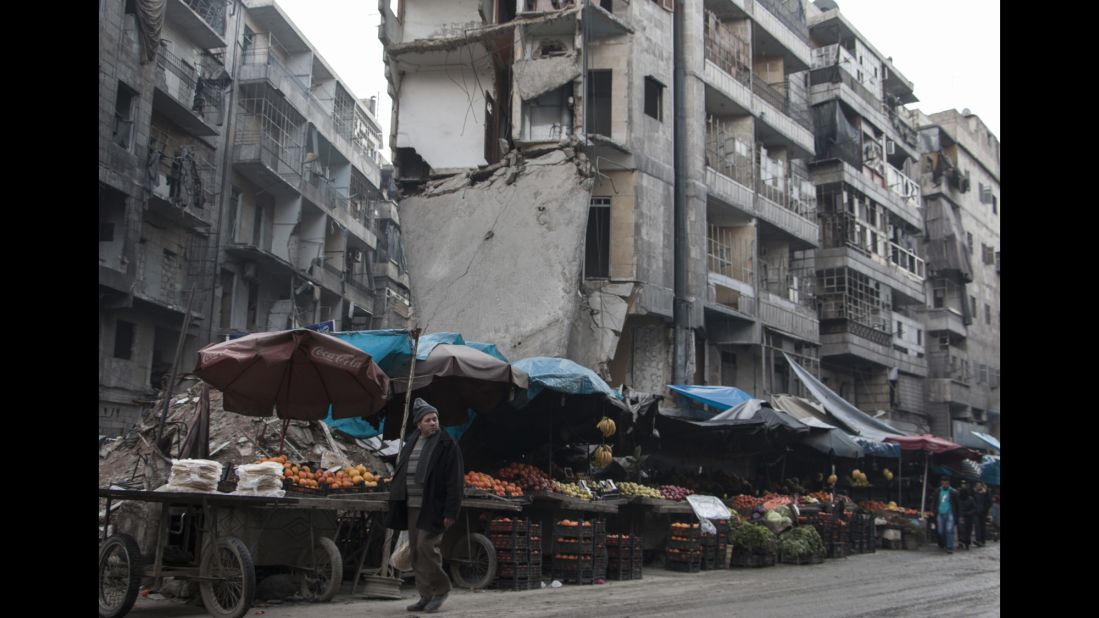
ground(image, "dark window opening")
xmin=124 ymin=0 xmax=135 ymax=15
xmin=242 ymin=26 xmax=255 ymax=55
xmin=970 ymin=295 xmax=977 ymax=316
xmin=219 ymin=270 xmax=235 ymax=329
xmin=599 ymin=0 xmax=613 ymax=12
xmin=539 ymin=39 xmax=567 ymax=58
xmin=246 ymin=280 xmax=259 ymax=330
xmin=644 ymin=76 xmax=664 ymax=121
xmin=587 ymin=70 xmax=612 ymax=137
xmin=114 ymin=320 xmax=135 ymax=360
xmin=985 ymin=304 xmax=991 ymax=325
xmin=498 ymin=0 xmax=517 ymax=23
xmin=113 ymin=83 xmax=137 ymax=151
xmin=585 ymin=197 xmax=611 ymax=278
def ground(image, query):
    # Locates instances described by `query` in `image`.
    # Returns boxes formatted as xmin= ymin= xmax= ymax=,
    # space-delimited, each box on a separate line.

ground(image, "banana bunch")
xmin=596 ymin=417 xmax=617 ymax=438
xmin=882 ymin=468 xmax=894 ymax=481
xmin=618 ymin=482 xmax=662 ymax=499
xmin=592 ymin=444 xmax=613 ymax=467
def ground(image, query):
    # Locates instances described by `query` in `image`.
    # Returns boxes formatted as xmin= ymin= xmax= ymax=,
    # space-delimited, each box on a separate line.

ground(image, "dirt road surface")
xmin=126 ymin=543 xmax=999 ymax=618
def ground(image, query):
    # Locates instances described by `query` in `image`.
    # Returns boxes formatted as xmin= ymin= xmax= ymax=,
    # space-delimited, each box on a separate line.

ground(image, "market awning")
xmin=801 ymin=429 xmax=865 ymax=459
xmin=981 ymin=455 xmax=1000 ymax=486
xmin=659 ymin=399 xmax=809 ymax=433
xmin=855 ymin=438 xmax=901 ymax=458
xmin=667 ymin=385 xmax=753 ymax=411
xmin=513 ymin=356 xmax=618 ymax=402
xmin=884 ymin=434 xmax=983 ymax=461
xmin=784 ymin=353 xmax=909 ymax=440
xmin=972 ymin=432 xmax=1001 ymax=451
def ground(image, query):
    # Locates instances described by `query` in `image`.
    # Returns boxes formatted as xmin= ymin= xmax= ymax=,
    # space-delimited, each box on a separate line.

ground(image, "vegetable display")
xmin=779 ymin=526 xmax=826 ymax=560
xmin=731 ymin=523 xmax=778 ymax=556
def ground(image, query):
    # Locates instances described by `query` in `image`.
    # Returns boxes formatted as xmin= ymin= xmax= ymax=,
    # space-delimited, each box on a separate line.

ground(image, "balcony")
xmin=754 ymin=0 xmax=810 ymax=45
xmin=759 ymin=289 xmax=819 ymax=344
xmin=238 ymin=35 xmax=313 ymax=115
xmin=808 ymin=66 xmax=919 ymax=161
xmin=925 ymin=307 xmax=967 ymax=339
xmin=885 ymin=163 xmax=920 ymax=210
xmin=810 ymin=160 xmax=923 ymax=230
xmin=167 ymin=0 xmax=227 ymax=49
xmin=888 ymin=241 xmax=925 ymax=282
xmin=153 ymin=46 xmax=220 ymax=137
xmin=707 ymin=224 xmax=756 ymax=318
xmin=146 ymin=135 xmax=217 ymax=231
xmin=752 ymin=78 xmax=812 ymax=133
xmin=704 ymin=14 xmax=752 ymax=89
xmin=232 ymin=131 xmax=303 ymax=195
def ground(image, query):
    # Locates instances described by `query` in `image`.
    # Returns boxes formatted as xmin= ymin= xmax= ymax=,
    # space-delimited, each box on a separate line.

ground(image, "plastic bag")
xmin=389 ymin=531 xmax=411 ymax=572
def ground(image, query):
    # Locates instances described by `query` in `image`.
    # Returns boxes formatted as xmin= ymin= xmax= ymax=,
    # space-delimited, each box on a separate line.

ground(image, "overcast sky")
xmin=275 ymin=0 xmax=1000 ymax=159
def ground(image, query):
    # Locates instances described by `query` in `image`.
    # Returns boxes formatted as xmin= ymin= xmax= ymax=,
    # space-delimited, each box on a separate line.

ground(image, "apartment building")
xmin=380 ymin=0 xmax=825 ymax=398
xmin=915 ymin=109 xmax=1000 ymax=442
xmin=801 ymin=1 xmax=930 ymax=433
xmin=99 ymin=0 xmax=408 ymax=436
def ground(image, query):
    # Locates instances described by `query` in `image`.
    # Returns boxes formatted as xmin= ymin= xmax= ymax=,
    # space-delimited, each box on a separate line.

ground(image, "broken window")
xmin=585 ymin=197 xmax=611 ymax=278
xmin=113 ymin=82 xmax=137 ymax=151
xmin=539 ymin=39 xmax=567 ymax=58
xmin=644 ymin=76 xmax=664 ymax=121
xmin=114 ymin=320 xmax=135 ymax=360
xmin=587 ymin=70 xmax=612 ymax=137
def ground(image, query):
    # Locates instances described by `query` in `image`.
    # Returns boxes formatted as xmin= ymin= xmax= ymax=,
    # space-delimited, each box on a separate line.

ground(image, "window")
xmin=584 ymin=197 xmax=611 ymax=278
xmin=114 ymin=320 xmax=135 ymax=360
xmin=895 ymin=320 xmax=903 ymax=338
xmin=644 ymin=76 xmax=664 ymax=121
xmin=113 ymin=83 xmax=137 ymax=151
xmin=985 ymin=303 xmax=991 ymax=325
xmin=599 ymin=0 xmax=613 ymax=11
xmin=932 ymin=287 xmax=945 ymax=309
xmin=966 ymin=231 xmax=973 ymax=254
xmin=228 ymin=187 xmax=241 ymax=242
xmin=991 ymin=195 xmax=997 ymax=215
xmin=916 ymin=330 xmax=922 ymax=345
xmin=587 ymin=70 xmax=612 ymax=137
xmin=970 ymin=295 xmax=977 ymax=316
xmin=242 ymin=26 xmax=255 ymax=55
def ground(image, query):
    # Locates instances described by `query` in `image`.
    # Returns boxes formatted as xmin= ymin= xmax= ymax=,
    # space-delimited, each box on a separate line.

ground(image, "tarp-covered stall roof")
xmin=668 ymin=385 xmax=753 ymax=410
xmin=784 ymin=353 xmax=909 ymax=441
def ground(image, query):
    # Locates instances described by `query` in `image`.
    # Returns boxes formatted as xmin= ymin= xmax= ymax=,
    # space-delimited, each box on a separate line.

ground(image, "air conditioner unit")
xmin=886 ymin=140 xmax=896 ymax=156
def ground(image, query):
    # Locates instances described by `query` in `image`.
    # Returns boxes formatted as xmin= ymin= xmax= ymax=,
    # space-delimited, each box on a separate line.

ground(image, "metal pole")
xmin=157 ymin=285 xmax=197 ymax=445
xmin=919 ymin=451 xmax=929 ymax=518
xmin=671 ymin=0 xmax=690 ymax=384
xmin=898 ymin=449 xmax=903 ymax=504
xmin=380 ymin=327 xmax=422 ymax=578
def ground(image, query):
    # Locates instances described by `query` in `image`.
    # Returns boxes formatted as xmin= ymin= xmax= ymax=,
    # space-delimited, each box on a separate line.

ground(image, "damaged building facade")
xmin=99 ymin=0 xmax=409 ymax=436
xmin=381 ymin=0 xmax=827 ymax=398
xmin=915 ymin=109 xmax=1000 ymax=442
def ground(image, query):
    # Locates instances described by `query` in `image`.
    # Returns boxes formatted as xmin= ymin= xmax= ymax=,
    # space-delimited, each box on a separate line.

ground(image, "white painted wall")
xmin=397 ymin=69 xmax=490 ymax=169
xmin=402 ymin=0 xmax=484 ymax=41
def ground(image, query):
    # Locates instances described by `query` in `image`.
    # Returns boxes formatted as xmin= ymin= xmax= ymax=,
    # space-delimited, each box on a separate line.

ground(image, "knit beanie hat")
xmin=412 ymin=398 xmax=438 ymax=424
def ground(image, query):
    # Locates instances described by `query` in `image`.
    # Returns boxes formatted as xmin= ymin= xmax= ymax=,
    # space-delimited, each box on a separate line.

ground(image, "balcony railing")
xmin=233 ymin=122 xmax=304 ymax=187
xmin=885 ymin=163 xmax=921 ymax=208
xmin=704 ymin=11 xmax=751 ymax=87
xmin=707 ymin=224 xmax=754 ymax=284
xmin=756 ymin=165 xmax=816 ymax=220
xmin=147 ymin=128 xmax=218 ymax=213
xmin=755 ymin=0 xmax=810 ymax=44
xmin=182 ymin=0 xmax=227 ymax=37
xmin=705 ymin=117 xmax=753 ymax=187
xmin=929 ymin=350 xmax=970 ymax=384
xmin=889 ymin=241 xmax=925 ymax=281
xmin=241 ymin=34 xmax=312 ymax=101
xmin=751 ymin=77 xmax=813 ymax=131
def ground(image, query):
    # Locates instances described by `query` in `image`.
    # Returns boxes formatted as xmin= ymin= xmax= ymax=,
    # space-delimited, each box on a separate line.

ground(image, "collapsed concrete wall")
xmin=399 ymin=146 xmax=594 ymax=359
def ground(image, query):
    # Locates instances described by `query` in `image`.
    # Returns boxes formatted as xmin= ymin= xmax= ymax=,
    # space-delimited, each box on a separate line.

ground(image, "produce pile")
xmin=862 ymin=501 xmax=930 ymax=518
xmin=731 ymin=523 xmax=778 ymax=556
xmin=256 ymin=455 xmax=384 ymax=491
xmin=496 ymin=463 xmax=557 ymax=492
xmin=465 ymin=471 xmax=524 ymax=497
xmin=730 ymin=495 xmax=765 ymax=510
xmin=555 ymin=482 xmax=593 ymax=501
xmin=808 ymin=491 xmax=833 ymax=503
xmin=618 ymin=482 xmax=663 ymax=499
xmin=779 ymin=526 xmax=825 ymax=560
xmin=760 ymin=494 xmax=793 ymax=510
xmin=659 ymin=485 xmax=693 ymax=501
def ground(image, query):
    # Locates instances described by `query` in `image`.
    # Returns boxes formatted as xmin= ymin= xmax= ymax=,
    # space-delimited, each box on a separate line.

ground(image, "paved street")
xmin=127 ymin=542 xmax=999 ymax=618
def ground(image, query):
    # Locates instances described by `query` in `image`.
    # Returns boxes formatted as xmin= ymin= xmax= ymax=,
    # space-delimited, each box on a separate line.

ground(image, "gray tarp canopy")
xmin=770 ymin=394 xmax=864 ymax=459
xmin=784 ymin=353 xmax=909 ymax=441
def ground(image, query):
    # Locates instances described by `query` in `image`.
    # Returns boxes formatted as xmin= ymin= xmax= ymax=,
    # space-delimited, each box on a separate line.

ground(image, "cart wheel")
xmin=448 ymin=533 xmax=497 ymax=590
xmin=297 ymin=536 xmax=343 ymax=602
xmin=99 ymin=533 xmax=142 ymax=618
xmin=199 ymin=536 xmax=256 ymax=618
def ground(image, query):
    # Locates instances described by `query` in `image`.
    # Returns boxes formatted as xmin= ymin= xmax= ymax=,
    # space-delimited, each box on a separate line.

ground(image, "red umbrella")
xmin=884 ymin=434 xmax=981 ymax=459
xmin=194 ymin=329 xmax=390 ymax=421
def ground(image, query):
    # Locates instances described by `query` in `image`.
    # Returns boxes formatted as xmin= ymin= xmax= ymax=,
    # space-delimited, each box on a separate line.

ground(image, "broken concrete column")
xmin=513 ymin=53 xmax=582 ymax=101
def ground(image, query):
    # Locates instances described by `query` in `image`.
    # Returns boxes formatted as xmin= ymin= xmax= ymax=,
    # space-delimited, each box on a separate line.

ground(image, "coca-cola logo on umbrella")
xmin=310 ymin=346 xmax=366 ymax=370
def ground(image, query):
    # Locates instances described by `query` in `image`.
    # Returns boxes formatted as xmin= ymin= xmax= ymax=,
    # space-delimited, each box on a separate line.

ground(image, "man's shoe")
xmin=407 ymin=597 xmax=432 ymax=612
xmin=423 ymin=593 xmax=448 ymax=612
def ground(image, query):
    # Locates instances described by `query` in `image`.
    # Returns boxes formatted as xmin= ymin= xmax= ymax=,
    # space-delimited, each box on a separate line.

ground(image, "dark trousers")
xmin=407 ymin=507 xmax=452 ymax=599
xmin=974 ymin=512 xmax=988 ymax=545
xmin=957 ymin=516 xmax=973 ymax=547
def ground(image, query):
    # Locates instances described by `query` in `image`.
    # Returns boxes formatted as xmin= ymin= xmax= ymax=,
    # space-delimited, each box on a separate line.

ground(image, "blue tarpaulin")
xmin=466 ymin=341 xmax=508 ymax=362
xmin=512 ymin=357 xmax=617 ymax=402
xmin=855 ymin=438 xmax=901 ymax=458
xmin=667 ymin=385 xmax=753 ymax=411
xmin=330 ymin=329 xmax=414 ymax=374
xmin=981 ymin=456 xmax=1000 ymax=486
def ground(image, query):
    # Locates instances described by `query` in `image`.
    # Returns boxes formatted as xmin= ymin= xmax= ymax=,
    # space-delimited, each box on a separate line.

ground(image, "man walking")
xmin=932 ymin=476 xmax=960 ymax=554
xmin=387 ymin=399 xmax=464 ymax=613
xmin=973 ymin=482 xmax=992 ymax=547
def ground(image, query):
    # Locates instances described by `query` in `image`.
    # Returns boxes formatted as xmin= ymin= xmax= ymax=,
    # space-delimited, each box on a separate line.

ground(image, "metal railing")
xmin=182 ymin=0 xmax=227 ymax=37
xmin=755 ymin=164 xmax=817 ymax=219
xmin=751 ymin=77 xmax=813 ymax=131
xmin=156 ymin=45 xmax=198 ymax=107
xmin=885 ymin=163 xmax=921 ymax=208
xmin=707 ymin=224 xmax=754 ymax=283
xmin=888 ymin=241 xmax=926 ymax=281
xmin=929 ymin=350 xmax=970 ymax=384
xmin=755 ymin=0 xmax=810 ymax=44
xmin=704 ymin=11 xmax=751 ymax=87
xmin=148 ymin=126 xmax=218 ymax=212
xmin=233 ymin=121 xmax=304 ymax=187
xmin=705 ymin=117 xmax=754 ymax=187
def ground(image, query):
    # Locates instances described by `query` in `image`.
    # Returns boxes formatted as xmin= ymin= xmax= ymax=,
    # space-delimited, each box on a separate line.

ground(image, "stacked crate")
xmin=703 ymin=519 xmax=730 ymax=570
xmin=489 ymin=517 xmax=542 ymax=590
xmin=551 ymin=520 xmax=596 ymax=585
xmin=666 ymin=521 xmax=702 ymax=572
xmin=606 ymin=534 xmax=642 ymax=580
xmin=592 ymin=518 xmax=608 ymax=582
xmin=813 ymin=512 xmax=848 ymax=559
